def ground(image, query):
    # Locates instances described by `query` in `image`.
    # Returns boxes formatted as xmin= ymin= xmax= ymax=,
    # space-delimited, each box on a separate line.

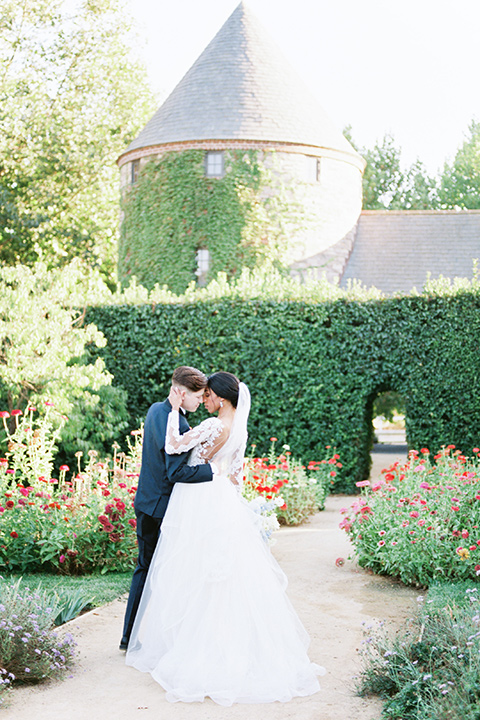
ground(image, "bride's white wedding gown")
xmin=125 ymin=410 xmax=325 ymax=705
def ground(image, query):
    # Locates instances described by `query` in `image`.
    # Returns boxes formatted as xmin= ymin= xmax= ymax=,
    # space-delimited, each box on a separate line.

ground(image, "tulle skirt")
xmin=126 ymin=473 xmax=325 ymax=705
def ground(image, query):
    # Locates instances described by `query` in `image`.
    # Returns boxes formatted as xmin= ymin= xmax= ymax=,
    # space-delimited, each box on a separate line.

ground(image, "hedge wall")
xmin=86 ymin=283 xmax=480 ymax=493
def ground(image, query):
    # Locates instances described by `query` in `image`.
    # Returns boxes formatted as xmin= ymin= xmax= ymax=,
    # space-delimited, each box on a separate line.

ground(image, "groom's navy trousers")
xmin=121 ymin=399 xmax=213 ymax=646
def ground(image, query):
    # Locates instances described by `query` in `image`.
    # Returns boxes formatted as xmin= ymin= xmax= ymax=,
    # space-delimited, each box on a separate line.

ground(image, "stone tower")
xmin=118 ymin=2 xmax=365 ymax=287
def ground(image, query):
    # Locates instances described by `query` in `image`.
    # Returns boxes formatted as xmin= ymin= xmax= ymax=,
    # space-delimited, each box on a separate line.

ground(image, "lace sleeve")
xmin=229 ymin=445 xmax=246 ymax=489
xmin=165 ymin=410 xmax=222 ymax=455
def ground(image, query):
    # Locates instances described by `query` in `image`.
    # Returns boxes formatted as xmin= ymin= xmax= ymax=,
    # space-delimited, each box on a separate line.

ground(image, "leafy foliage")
xmin=85 ymin=270 xmax=480 ymax=492
xmin=119 ymin=150 xmax=302 ymax=292
xmin=439 ymin=121 xmax=480 ymax=209
xmin=0 ymin=0 xmax=155 ymax=282
xmin=358 ymin=584 xmax=480 ymax=720
xmin=0 ymin=577 xmax=76 ymax=702
xmin=0 ymin=261 xmax=128 ymax=457
xmin=359 ymin=134 xmax=439 ymax=210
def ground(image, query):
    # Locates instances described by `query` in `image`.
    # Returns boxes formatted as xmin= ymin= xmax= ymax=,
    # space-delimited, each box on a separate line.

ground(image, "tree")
xmin=361 ymin=134 xmax=405 ymax=209
xmin=439 ymin=121 xmax=480 ymax=209
xmin=0 ymin=261 xmax=128 ymax=457
xmin=0 ymin=0 xmax=155 ymax=283
xmin=397 ymin=160 xmax=439 ymax=210
xmin=345 ymin=130 xmax=439 ymax=210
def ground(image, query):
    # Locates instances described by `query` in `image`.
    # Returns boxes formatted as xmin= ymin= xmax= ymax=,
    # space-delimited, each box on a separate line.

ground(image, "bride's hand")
xmin=169 ymin=386 xmax=185 ymax=411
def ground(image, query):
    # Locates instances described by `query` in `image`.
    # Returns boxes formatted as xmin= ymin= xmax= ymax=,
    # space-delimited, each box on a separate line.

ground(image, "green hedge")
xmin=85 ymin=278 xmax=480 ymax=493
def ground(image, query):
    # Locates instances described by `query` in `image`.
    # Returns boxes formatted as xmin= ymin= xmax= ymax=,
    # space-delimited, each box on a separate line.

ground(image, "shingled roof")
xmin=340 ymin=210 xmax=480 ymax=295
xmin=123 ymin=2 xmax=358 ymax=161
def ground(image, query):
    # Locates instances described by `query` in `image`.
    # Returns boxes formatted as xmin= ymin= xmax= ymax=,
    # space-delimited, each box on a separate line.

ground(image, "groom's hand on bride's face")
xmin=168 ymin=386 xmax=186 ymax=411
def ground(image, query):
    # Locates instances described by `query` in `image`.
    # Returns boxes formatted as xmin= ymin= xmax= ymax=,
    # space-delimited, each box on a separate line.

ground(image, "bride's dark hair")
xmin=207 ymin=371 xmax=239 ymax=408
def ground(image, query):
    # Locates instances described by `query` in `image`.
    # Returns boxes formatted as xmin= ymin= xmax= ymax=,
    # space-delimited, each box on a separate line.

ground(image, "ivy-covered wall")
xmin=118 ymin=149 xmax=295 ymax=293
xmin=86 ymin=279 xmax=480 ymax=493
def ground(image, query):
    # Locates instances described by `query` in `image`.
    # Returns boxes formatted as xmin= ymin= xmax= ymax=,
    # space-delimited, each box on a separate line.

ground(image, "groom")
xmin=120 ymin=366 xmax=215 ymax=651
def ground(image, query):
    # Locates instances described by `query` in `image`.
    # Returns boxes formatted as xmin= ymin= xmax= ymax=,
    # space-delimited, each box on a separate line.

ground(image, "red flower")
xmin=0 ymin=411 xmax=9 ymax=419
xmin=11 ymin=409 xmax=22 ymax=416
xmin=10 ymin=531 xmax=18 ymax=538
xmin=59 ymin=465 xmax=69 ymax=472
xmin=335 ymin=557 xmax=345 ymax=567
xmin=5 ymin=500 xmax=14 ymax=509
xmin=128 ymin=518 xmax=137 ymax=529
xmin=270 ymin=437 xmax=277 ymax=442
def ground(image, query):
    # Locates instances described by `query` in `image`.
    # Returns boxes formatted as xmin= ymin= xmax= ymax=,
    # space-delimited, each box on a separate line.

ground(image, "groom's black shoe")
xmin=119 ymin=637 xmax=129 ymax=651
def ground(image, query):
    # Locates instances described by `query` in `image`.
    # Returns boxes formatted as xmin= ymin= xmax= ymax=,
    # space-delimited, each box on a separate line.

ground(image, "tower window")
xmin=305 ymin=155 xmax=320 ymax=183
xmin=131 ymin=159 xmax=140 ymax=184
xmin=195 ymin=248 xmax=211 ymax=285
xmin=205 ymin=151 xmax=224 ymax=178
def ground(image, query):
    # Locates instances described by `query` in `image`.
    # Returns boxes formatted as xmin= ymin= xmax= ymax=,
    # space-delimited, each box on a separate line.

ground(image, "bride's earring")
xmin=219 ymin=399 xmax=224 ymax=408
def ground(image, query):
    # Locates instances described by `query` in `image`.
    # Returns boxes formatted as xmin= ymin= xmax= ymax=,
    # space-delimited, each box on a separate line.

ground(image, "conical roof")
xmin=123 ymin=2 xmax=358 ymax=160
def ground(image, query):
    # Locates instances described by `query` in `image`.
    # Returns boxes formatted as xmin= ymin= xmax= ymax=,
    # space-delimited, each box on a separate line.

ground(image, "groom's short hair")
xmin=172 ymin=366 xmax=207 ymax=392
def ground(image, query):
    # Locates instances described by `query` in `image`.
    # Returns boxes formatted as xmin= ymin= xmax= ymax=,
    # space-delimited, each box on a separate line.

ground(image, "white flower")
xmin=274 ymin=495 xmax=285 ymax=507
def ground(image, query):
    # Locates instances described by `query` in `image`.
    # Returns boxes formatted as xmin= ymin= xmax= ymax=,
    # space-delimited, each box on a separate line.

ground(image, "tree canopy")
xmin=347 ymin=122 xmax=480 ymax=211
xmin=439 ymin=121 xmax=480 ymax=209
xmin=0 ymin=0 xmax=155 ymax=283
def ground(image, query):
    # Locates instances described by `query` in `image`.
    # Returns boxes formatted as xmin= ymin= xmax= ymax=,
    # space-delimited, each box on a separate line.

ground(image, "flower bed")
xmin=0 ymin=407 xmax=141 ymax=574
xmin=340 ymin=446 xmax=480 ymax=586
xmin=243 ymin=439 xmax=339 ymax=527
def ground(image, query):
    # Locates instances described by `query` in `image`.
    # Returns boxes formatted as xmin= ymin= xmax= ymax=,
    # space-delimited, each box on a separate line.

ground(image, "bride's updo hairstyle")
xmin=207 ymin=371 xmax=239 ymax=408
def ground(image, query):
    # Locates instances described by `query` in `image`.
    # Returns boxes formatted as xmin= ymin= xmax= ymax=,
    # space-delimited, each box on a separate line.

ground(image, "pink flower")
xmin=409 ymin=511 xmax=419 ymax=518
xmin=419 ymin=482 xmax=431 ymax=490
xmin=462 ymin=529 xmax=469 ymax=539
xmin=378 ymin=540 xmax=385 ymax=547
xmin=128 ymin=518 xmax=137 ymax=529
xmin=0 ymin=411 xmax=9 ymax=419
xmin=378 ymin=530 xmax=386 ymax=536
xmin=59 ymin=554 xmax=65 ymax=563
xmin=11 ymin=409 xmax=22 ymax=416
xmin=391 ymin=541 xmax=398 ymax=546
xmin=335 ymin=557 xmax=345 ymax=567
xmin=452 ymin=506 xmax=460 ymax=512
xmin=45 ymin=401 xmax=54 ymax=407
xmin=59 ymin=465 xmax=69 ymax=472
xmin=356 ymin=480 xmax=370 ymax=487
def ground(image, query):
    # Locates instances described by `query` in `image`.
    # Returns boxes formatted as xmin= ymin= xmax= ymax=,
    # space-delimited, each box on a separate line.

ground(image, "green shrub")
xmin=85 ymin=271 xmax=480 ymax=492
xmin=0 ymin=578 xmax=76 ymax=705
xmin=358 ymin=584 xmax=480 ymax=720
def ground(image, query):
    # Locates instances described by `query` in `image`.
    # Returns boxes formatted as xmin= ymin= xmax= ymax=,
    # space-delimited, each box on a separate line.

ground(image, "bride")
xmin=126 ymin=371 xmax=325 ymax=705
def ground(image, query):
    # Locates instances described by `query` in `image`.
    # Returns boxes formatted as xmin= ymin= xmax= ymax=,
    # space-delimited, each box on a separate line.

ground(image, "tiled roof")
xmin=340 ymin=210 xmax=480 ymax=295
xmin=126 ymin=2 xmax=358 ymax=159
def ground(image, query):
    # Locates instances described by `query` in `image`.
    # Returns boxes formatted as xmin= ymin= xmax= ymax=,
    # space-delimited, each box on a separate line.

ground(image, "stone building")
xmin=117 ymin=2 xmax=365 ymax=288
xmin=118 ymin=2 xmax=480 ymax=294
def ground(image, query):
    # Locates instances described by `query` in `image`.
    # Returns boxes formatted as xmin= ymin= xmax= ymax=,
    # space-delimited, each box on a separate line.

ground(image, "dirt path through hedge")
xmin=5 ymin=449 xmax=416 ymax=720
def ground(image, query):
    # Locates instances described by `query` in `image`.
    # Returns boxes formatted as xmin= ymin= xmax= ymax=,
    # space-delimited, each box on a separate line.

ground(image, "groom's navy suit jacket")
xmin=134 ymin=398 xmax=213 ymax=519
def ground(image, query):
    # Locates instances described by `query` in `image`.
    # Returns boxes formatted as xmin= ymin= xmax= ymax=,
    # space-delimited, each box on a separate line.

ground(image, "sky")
xmin=127 ymin=0 xmax=479 ymax=175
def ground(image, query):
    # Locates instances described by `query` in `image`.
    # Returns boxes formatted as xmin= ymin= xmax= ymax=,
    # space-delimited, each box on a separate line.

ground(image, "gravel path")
xmin=5 ymin=448 xmax=415 ymax=720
